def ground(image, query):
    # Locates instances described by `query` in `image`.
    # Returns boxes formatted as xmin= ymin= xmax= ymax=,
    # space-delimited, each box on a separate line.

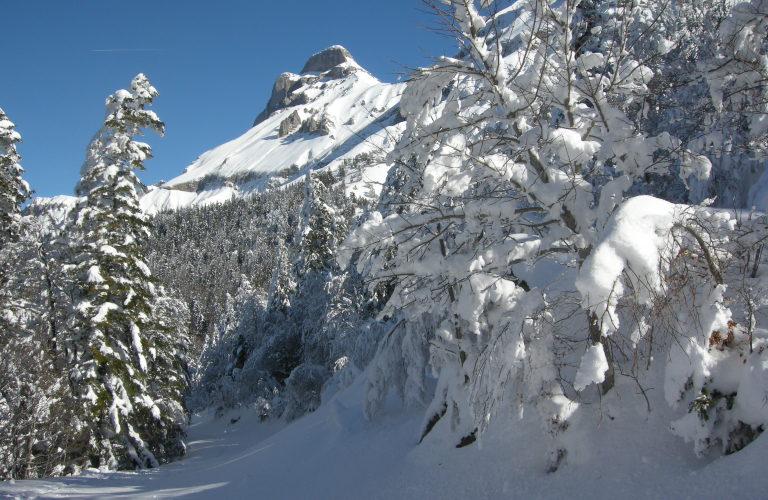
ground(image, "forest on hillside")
xmin=2 ymin=0 xmax=768 ymax=482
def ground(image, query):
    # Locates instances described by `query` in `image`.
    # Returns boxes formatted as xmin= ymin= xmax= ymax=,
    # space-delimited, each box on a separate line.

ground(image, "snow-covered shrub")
xmin=340 ymin=0 xmax=768 ymax=469
xmin=283 ymin=365 xmax=329 ymax=420
xmin=0 ymin=331 xmax=79 ymax=479
xmin=578 ymin=196 xmax=768 ymax=456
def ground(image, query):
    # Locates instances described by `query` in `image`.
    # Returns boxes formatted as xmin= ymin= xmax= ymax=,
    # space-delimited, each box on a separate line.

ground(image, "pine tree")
xmin=267 ymin=236 xmax=296 ymax=313
xmin=0 ymin=107 xmax=32 ymax=248
xmin=294 ymin=172 xmax=341 ymax=277
xmin=0 ymin=113 xmax=80 ymax=479
xmin=67 ymin=74 xmax=187 ymax=470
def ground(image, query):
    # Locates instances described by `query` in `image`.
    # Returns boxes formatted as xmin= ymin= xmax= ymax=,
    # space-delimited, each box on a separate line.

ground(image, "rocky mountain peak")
xmin=140 ymin=44 xmax=405 ymax=214
xmin=300 ymin=45 xmax=353 ymax=74
xmin=252 ymin=46 xmax=358 ymax=128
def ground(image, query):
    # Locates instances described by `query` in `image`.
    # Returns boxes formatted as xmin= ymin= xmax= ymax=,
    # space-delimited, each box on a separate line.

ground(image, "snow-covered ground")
xmin=2 ymin=365 xmax=765 ymax=500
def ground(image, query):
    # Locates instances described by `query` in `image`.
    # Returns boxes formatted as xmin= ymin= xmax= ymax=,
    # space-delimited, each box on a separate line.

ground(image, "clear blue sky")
xmin=2 ymin=0 xmax=453 ymax=200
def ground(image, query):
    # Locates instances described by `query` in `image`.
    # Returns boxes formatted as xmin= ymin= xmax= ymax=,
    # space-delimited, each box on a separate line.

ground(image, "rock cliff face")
xmin=140 ymin=46 xmax=406 ymax=215
xmin=300 ymin=45 xmax=352 ymax=73
xmin=252 ymin=74 xmax=313 ymax=127
xmin=278 ymin=110 xmax=302 ymax=138
xmin=252 ymin=46 xmax=360 ymax=128
xmin=299 ymin=116 xmax=333 ymax=136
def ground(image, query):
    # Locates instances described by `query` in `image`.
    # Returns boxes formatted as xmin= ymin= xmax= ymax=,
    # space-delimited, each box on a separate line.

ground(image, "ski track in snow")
xmin=2 ymin=367 xmax=766 ymax=500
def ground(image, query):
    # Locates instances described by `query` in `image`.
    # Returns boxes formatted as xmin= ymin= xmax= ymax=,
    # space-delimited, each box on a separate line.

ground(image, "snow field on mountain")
xmin=141 ymin=66 xmax=405 ymax=215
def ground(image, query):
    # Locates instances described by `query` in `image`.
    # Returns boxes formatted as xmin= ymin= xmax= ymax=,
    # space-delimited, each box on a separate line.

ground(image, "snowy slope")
xmin=25 ymin=194 xmax=79 ymax=228
xmin=2 ymin=364 xmax=767 ymax=499
xmin=140 ymin=46 xmax=405 ymax=215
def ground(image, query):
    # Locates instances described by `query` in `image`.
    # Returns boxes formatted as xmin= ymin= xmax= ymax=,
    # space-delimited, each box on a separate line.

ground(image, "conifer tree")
xmin=294 ymin=172 xmax=339 ymax=277
xmin=0 ymin=108 xmax=32 ymax=248
xmin=0 ymin=109 xmax=88 ymax=478
xmin=267 ymin=236 xmax=296 ymax=313
xmin=68 ymin=74 xmax=187 ymax=470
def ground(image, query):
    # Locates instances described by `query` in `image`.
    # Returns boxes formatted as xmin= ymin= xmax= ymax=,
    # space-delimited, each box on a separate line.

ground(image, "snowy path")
xmin=2 ymin=372 xmax=767 ymax=500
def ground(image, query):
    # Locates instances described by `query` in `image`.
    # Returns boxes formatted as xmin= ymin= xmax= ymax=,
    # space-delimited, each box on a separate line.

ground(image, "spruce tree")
xmin=0 ymin=108 xmax=75 ymax=479
xmin=294 ymin=172 xmax=339 ymax=277
xmin=0 ymin=107 xmax=32 ymax=248
xmin=267 ymin=236 xmax=296 ymax=313
xmin=68 ymin=74 xmax=187 ymax=470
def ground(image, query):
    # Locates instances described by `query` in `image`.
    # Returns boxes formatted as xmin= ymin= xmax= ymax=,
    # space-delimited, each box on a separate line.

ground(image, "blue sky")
xmin=2 ymin=0 xmax=453 ymax=200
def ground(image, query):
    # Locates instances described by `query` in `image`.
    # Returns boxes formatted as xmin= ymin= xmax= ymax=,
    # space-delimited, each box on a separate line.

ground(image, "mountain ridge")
xmin=140 ymin=45 xmax=405 ymax=214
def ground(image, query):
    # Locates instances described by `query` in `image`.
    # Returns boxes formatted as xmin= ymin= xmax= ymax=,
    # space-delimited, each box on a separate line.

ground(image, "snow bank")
xmin=3 ymin=365 xmax=767 ymax=499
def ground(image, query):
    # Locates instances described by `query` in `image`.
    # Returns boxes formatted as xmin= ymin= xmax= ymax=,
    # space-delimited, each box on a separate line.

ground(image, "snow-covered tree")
xmin=172 ymin=169 xmax=371 ymax=421
xmin=294 ymin=172 xmax=343 ymax=277
xmin=189 ymin=276 xmax=269 ymax=411
xmin=67 ymin=74 xmax=187 ymax=470
xmin=0 ymin=323 xmax=78 ymax=479
xmin=339 ymin=0 xmax=767 ymax=469
xmin=267 ymin=236 xmax=296 ymax=313
xmin=696 ymin=0 xmax=768 ymax=208
xmin=0 ymin=107 xmax=32 ymax=248
xmin=0 ymin=109 xmax=77 ymax=479
xmin=0 ymin=200 xmax=100 ymax=478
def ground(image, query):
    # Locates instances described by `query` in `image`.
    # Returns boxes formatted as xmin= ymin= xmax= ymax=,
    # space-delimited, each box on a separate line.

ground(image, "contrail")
xmin=91 ymin=49 xmax=163 ymax=52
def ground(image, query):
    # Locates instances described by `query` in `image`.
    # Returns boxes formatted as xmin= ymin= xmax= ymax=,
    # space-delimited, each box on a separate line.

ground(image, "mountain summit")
xmin=253 ymin=46 xmax=362 ymax=127
xmin=141 ymin=45 xmax=404 ymax=214
xmin=300 ymin=45 xmax=353 ymax=74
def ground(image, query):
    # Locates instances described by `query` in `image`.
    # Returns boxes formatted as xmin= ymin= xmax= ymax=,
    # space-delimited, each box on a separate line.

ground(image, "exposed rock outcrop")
xmin=253 ymin=74 xmax=314 ymax=127
xmin=300 ymin=46 xmax=352 ymax=74
xmin=299 ymin=115 xmax=334 ymax=136
xmin=168 ymin=179 xmax=201 ymax=192
xmin=278 ymin=110 xmax=302 ymax=138
xmin=252 ymin=46 xmax=358 ymax=127
xmin=325 ymin=65 xmax=356 ymax=80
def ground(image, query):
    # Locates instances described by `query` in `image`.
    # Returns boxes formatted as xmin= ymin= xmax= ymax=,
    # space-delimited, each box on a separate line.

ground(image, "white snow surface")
xmin=3 ymin=367 xmax=766 ymax=500
xmin=25 ymin=195 xmax=80 ymax=227
xmin=573 ymin=345 xmax=609 ymax=392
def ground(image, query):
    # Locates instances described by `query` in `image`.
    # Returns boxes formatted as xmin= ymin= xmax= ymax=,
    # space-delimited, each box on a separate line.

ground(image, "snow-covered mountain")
xmin=140 ymin=46 xmax=405 ymax=214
